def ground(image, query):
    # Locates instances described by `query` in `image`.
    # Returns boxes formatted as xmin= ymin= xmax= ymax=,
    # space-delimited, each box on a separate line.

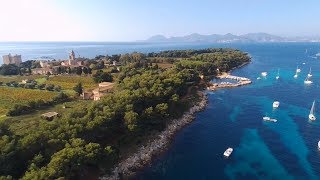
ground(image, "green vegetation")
xmin=0 ymin=48 xmax=250 ymax=179
xmin=93 ymin=70 xmax=113 ymax=83
xmin=45 ymin=76 xmax=97 ymax=90
xmin=0 ymin=87 xmax=59 ymax=115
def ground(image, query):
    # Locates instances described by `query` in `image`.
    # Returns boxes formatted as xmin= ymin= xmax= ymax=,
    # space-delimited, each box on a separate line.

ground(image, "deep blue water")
xmin=1 ymin=42 xmax=320 ymax=179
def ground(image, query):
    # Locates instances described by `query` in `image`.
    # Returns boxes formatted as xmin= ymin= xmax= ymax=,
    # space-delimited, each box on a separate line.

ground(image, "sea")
xmin=1 ymin=42 xmax=320 ymax=179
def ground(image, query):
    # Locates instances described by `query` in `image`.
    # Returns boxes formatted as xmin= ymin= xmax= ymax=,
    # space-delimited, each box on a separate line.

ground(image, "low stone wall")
xmin=100 ymin=92 xmax=208 ymax=180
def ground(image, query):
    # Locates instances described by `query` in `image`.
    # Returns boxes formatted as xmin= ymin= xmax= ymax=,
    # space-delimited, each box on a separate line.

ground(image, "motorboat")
xmin=273 ymin=101 xmax=280 ymax=108
xmin=318 ymin=141 xmax=320 ymax=149
xmin=223 ymin=147 xmax=233 ymax=157
xmin=257 ymin=77 xmax=261 ymax=80
xmin=263 ymin=116 xmax=277 ymax=122
xmin=309 ymin=100 xmax=316 ymax=121
xmin=263 ymin=116 xmax=270 ymax=121
xmin=261 ymin=72 xmax=267 ymax=77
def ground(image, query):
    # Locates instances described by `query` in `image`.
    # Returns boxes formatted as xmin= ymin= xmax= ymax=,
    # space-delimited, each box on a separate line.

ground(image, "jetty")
xmin=207 ymin=73 xmax=252 ymax=91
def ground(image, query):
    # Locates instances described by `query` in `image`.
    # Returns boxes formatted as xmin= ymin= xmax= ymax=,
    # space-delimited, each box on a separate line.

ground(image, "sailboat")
xmin=296 ymin=66 xmax=301 ymax=73
xmin=304 ymin=75 xmax=313 ymax=84
xmin=309 ymin=100 xmax=316 ymax=121
xmin=308 ymin=67 xmax=312 ymax=77
xmin=276 ymin=69 xmax=280 ymax=80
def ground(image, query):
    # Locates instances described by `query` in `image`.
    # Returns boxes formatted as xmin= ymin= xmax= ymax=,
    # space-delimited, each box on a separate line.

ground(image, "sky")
xmin=0 ymin=0 xmax=319 ymax=41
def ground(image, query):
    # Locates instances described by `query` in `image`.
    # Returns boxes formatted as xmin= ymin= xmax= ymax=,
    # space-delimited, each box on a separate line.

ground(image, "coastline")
xmin=100 ymin=62 xmax=251 ymax=180
xmin=100 ymin=91 xmax=208 ymax=180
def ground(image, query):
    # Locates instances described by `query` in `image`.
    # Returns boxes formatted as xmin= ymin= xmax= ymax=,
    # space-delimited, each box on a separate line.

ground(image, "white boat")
xmin=223 ymin=147 xmax=233 ymax=157
xmin=304 ymin=76 xmax=313 ymax=84
xmin=257 ymin=77 xmax=261 ymax=80
xmin=263 ymin=116 xmax=270 ymax=121
xmin=294 ymin=73 xmax=298 ymax=78
xmin=296 ymin=66 xmax=301 ymax=73
xmin=261 ymin=72 xmax=268 ymax=77
xmin=318 ymin=141 xmax=320 ymax=149
xmin=276 ymin=69 xmax=280 ymax=80
xmin=263 ymin=116 xmax=277 ymax=122
xmin=309 ymin=100 xmax=316 ymax=121
xmin=307 ymin=67 xmax=312 ymax=77
xmin=273 ymin=101 xmax=280 ymax=108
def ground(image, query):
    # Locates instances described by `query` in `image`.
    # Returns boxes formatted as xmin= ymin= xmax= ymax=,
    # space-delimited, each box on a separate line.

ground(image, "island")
xmin=0 ymin=48 xmax=250 ymax=179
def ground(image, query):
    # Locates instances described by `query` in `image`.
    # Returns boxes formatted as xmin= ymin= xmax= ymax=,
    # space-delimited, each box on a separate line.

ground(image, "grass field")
xmin=0 ymin=86 xmax=58 ymax=115
xmin=46 ymin=76 xmax=97 ymax=90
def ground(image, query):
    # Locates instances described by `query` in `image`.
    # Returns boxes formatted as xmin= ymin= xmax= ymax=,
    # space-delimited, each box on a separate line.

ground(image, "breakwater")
xmin=101 ymin=92 xmax=208 ymax=180
xmin=207 ymin=74 xmax=252 ymax=91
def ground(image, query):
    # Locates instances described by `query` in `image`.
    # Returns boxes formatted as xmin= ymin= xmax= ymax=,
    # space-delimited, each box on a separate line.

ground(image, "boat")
xmin=294 ymin=73 xmax=298 ymax=78
xmin=309 ymin=100 xmax=316 ymax=121
xmin=296 ymin=66 xmax=301 ymax=73
xmin=307 ymin=67 xmax=312 ymax=77
xmin=261 ymin=72 xmax=267 ymax=77
xmin=257 ymin=77 xmax=261 ymax=80
xmin=263 ymin=116 xmax=277 ymax=122
xmin=304 ymin=76 xmax=313 ymax=84
xmin=276 ymin=69 xmax=280 ymax=80
xmin=223 ymin=147 xmax=233 ymax=157
xmin=273 ymin=101 xmax=280 ymax=108
xmin=318 ymin=140 xmax=320 ymax=149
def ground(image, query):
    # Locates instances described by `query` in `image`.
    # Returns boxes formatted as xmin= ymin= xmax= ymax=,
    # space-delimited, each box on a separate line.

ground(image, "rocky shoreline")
xmin=100 ymin=92 xmax=208 ymax=180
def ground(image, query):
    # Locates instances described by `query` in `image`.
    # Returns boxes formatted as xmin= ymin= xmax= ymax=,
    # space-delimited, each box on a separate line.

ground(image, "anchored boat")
xmin=309 ymin=100 xmax=316 ymax=121
xmin=273 ymin=101 xmax=280 ymax=108
xmin=223 ymin=147 xmax=233 ymax=157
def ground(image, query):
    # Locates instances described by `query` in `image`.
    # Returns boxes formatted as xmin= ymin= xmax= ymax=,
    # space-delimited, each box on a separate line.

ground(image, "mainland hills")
xmin=143 ymin=33 xmax=320 ymax=43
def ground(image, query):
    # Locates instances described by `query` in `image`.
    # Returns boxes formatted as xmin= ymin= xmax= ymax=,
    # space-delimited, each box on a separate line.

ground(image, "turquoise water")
xmin=1 ymin=42 xmax=320 ymax=179
xmin=135 ymin=43 xmax=320 ymax=179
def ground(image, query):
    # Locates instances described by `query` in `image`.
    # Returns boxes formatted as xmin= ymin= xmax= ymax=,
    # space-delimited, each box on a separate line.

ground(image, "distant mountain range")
xmin=143 ymin=33 xmax=320 ymax=43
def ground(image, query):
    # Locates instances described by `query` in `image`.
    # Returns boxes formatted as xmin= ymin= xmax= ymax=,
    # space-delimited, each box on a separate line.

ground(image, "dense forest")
xmin=0 ymin=48 xmax=250 ymax=179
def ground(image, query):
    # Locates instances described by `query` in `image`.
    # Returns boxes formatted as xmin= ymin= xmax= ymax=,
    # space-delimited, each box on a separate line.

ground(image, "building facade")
xmin=2 ymin=54 xmax=22 ymax=65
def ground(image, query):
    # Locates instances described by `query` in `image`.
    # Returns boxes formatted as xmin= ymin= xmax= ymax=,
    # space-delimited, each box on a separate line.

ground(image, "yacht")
xmin=309 ymin=100 xmax=316 ymax=121
xmin=304 ymin=76 xmax=313 ymax=84
xmin=223 ymin=147 xmax=233 ymax=157
xmin=261 ymin=72 xmax=268 ymax=77
xmin=307 ymin=67 xmax=312 ymax=78
xmin=296 ymin=66 xmax=301 ymax=73
xmin=276 ymin=69 xmax=280 ymax=80
xmin=273 ymin=101 xmax=280 ymax=108
xmin=304 ymin=74 xmax=312 ymax=84
xmin=263 ymin=116 xmax=277 ymax=122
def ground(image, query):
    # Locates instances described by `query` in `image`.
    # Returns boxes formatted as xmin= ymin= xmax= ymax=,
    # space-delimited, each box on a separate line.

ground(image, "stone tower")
xmin=68 ymin=50 xmax=76 ymax=65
